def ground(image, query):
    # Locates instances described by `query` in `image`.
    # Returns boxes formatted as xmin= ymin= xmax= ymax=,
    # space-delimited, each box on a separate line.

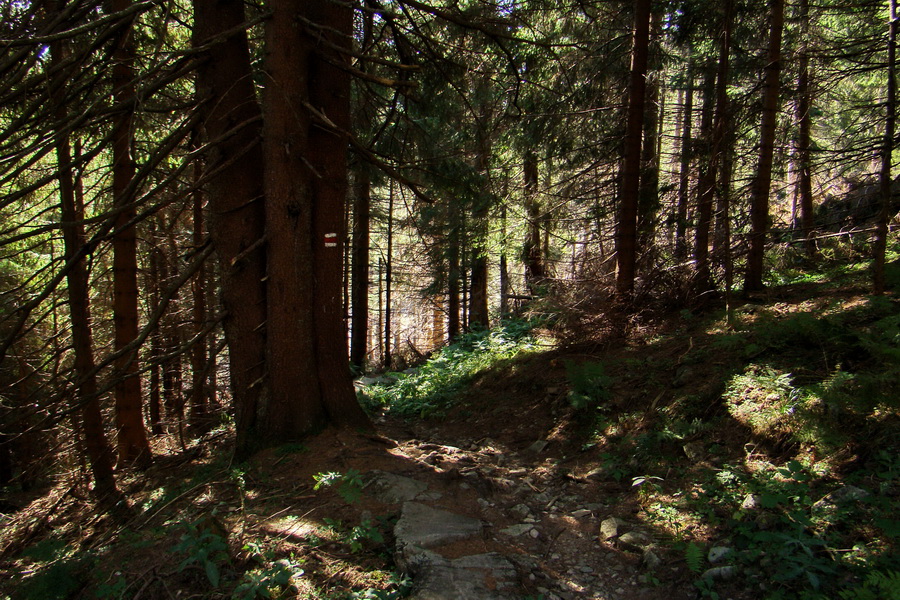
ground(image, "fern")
xmin=685 ymin=542 xmax=705 ymax=574
xmin=839 ymin=570 xmax=900 ymax=600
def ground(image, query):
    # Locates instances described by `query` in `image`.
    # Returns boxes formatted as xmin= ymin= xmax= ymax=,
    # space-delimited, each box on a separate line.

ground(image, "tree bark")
xmin=615 ymin=0 xmax=652 ymax=296
xmin=744 ymin=0 xmax=785 ymax=293
xmin=111 ymin=0 xmax=151 ymax=467
xmin=193 ymin=0 xmax=268 ymax=459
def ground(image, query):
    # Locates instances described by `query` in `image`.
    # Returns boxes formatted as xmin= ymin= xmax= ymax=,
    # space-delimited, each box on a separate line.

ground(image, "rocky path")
xmin=358 ymin=433 xmax=692 ymax=600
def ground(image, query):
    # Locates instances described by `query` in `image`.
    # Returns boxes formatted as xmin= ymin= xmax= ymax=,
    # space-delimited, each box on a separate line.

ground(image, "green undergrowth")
xmin=574 ymin=247 xmax=900 ymax=599
xmin=360 ymin=318 xmax=542 ymax=418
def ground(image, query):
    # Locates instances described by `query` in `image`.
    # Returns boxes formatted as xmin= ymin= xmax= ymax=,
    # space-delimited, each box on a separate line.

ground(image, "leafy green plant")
xmin=322 ymin=517 xmax=386 ymax=553
xmin=313 ymin=469 xmax=364 ymax=504
xmin=685 ymin=542 xmax=705 ymax=574
xmin=233 ymin=558 xmax=305 ymax=600
xmin=838 ymin=570 xmax=900 ymax=600
xmin=171 ymin=518 xmax=230 ymax=587
xmin=565 ymin=360 xmax=612 ymax=411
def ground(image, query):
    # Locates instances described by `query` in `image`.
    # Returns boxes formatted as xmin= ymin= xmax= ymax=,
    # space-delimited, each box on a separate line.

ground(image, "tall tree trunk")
xmin=637 ymin=11 xmax=662 ymax=257
xmin=499 ymin=204 xmax=509 ymax=315
xmin=523 ymin=151 xmax=544 ymax=291
xmin=675 ymin=60 xmax=694 ymax=261
xmin=147 ymin=221 xmax=164 ymax=435
xmin=383 ymin=183 xmax=394 ymax=368
xmin=350 ymin=172 xmax=371 ymax=371
xmin=447 ymin=198 xmax=461 ymax=342
xmin=616 ymin=0 xmax=652 ymax=296
xmin=111 ymin=0 xmax=151 ymax=467
xmin=50 ymin=32 xmax=117 ymax=497
xmin=189 ymin=157 xmax=209 ymax=430
xmin=193 ymin=0 xmax=268 ymax=460
xmin=875 ymin=0 xmax=898 ymax=294
xmin=695 ymin=3 xmax=732 ymax=295
xmin=694 ymin=63 xmax=718 ymax=293
xmin=468 ymin=148 xmax=490 ymax=329
xmin=795 ymin=0 xmax=816 ymax=258
xmin=744 ymin=0 xmax=785 ymax=293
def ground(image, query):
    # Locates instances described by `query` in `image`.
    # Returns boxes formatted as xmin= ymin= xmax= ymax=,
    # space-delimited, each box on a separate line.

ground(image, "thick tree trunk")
xmin=305 ymin=0 xmax=372 ymax=429
xmin=111 ymin=0 xmax=150 ymax=467
xmin=744 ymin=0 xmax=785 ymax=293
xmin=193 ymin=0 xmax=268 ymax=459
xmin=875 ymin=0 xmax=897 ymax=294
xmin=615 ymin=0 xmax=652 ymax=296
xmin=50 ymin=34 xmax=117 ymax=497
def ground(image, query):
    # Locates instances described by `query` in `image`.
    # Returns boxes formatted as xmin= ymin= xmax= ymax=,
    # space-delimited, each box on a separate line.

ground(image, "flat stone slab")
xmin=405 ymin=550 xmax=519 ymax=600
xmin=364 ymin=471 xmax=430 ymax=504
xmin=395 ymin=502 xmax=483 ymax=549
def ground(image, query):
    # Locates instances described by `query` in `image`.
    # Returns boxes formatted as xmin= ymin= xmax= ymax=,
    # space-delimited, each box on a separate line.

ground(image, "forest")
xmin=0 ymin=0 xmax=899 ymax=598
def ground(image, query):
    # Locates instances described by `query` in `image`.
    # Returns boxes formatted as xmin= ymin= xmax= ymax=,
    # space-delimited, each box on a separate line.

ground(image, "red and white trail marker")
xmin=324 ymin=233 xmax=338 ymax=248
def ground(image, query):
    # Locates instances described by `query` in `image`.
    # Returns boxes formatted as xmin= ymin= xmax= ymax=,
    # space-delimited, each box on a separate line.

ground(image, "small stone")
xmin=477 ymin=498 xmax=491 ymax=509
xmin=708 ymin=546 xmax=732 ymax=564
xmin=702 ymin=565 xmax=737 ymax=581
xmin=530 ymin=528 xmax=540 ymax=538
xmin=527 ymin=440 xmax=550 ymax=454
xmin=741 ymin=493 xmax=761 ymax=510
xmin=642 ymin=548 xmax=662 ymax=570
xmin=501 ymin=523 xmax=534 ymax=537
xmin=814 ymin=485 xmax=870 ymax=510
xmin=579 ymin=566 xmax=594 ymax=574
xmin=511 ymin=503 xmax=531 ymax=518
xmin=683 ymin=441 xmax=705 ymax=461
xmin=600 ymin=517 xmax=628 ymax=540
xmin=570 ymin=509 xmax=592 ymax=519
xmin=551 ymin=553 xmax=561 ymax=560
xmin=618 ymin=530 xmax=653 ymax=551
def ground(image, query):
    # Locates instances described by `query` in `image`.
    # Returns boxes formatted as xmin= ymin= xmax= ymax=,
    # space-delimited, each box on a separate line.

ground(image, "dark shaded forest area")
xmin=0 ymin=0 xmax=898 ymax=599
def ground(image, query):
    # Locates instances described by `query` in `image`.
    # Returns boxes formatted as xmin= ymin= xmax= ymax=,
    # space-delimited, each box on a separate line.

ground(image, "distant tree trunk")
xmin=111 ymin=0 xmax=151 ymax=467
xmin=615 ymin=0 xmax=652 ymax=296
xmin=694 ymin=63 xmax=717 ymax=293
xmin=189 ymin=157 xmax=209 ymax=430
xmin=350 ymin=8 xmax=374 ymax=371
xmin=447 ymin=199 xmax=461 ymax=342
xmin=350 ymin=172 xmax=370 ymax=371
xmin=50 ymin=32 xmax=117 ymax=497
xmin=875 ymin=0 xmax=897 ymax=294
xmin=695 ymin=2 xmax=732 ymax=295
xmin=194 ymin=0 xmax=268 ymax=459
xmin=499 ymin=204 xmax=509 ymax=315
xmin=637 ymin=11 xmax=662 ymax=257
xmin=794 ymin=0 xmax=816 ymax=258
xmin=147 ymin=221 xmax=164 ymax=435
xmin=745 ymin=0 xmax=785 ymax=293
xmin=384 ymin=183 xmax=394 ymax=368
xmin=469 ymin=148 xmax=490 ymax=329
xmin=675 ymin=60 xmax=694 ymax=261
xmin=523 ymin=151 xmax=544 ymax=292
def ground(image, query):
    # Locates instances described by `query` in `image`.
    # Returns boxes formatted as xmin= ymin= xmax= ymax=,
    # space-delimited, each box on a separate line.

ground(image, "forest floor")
xmin=2 ymin=255 xmax=899 ymax=600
